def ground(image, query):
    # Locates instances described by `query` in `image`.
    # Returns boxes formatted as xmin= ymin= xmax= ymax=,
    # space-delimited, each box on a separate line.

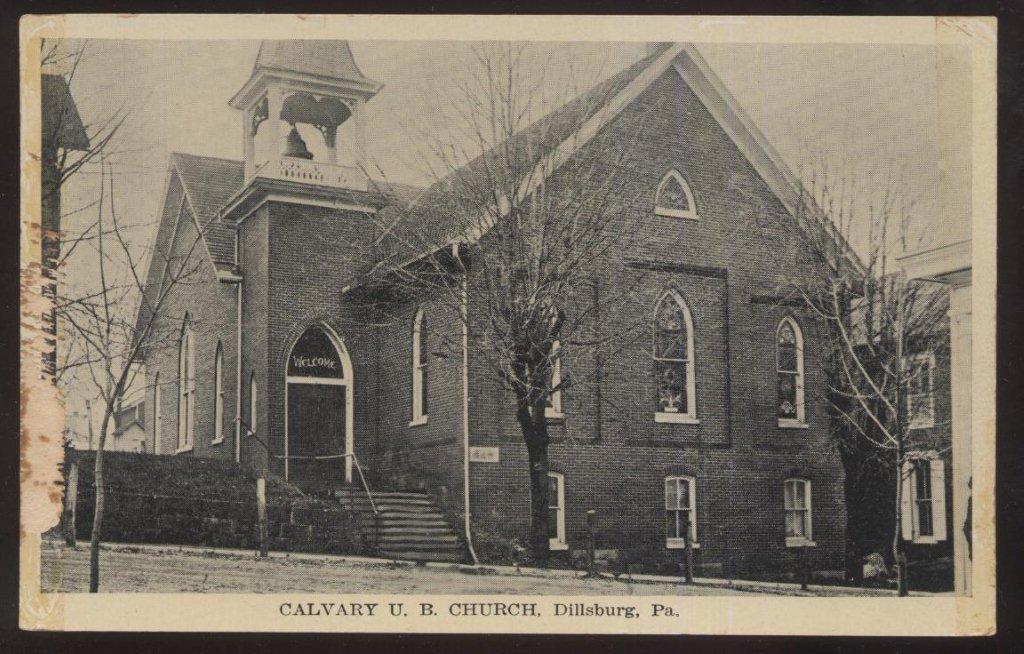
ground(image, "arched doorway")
xmin=284 ymin=324 xmax=353 ymax=490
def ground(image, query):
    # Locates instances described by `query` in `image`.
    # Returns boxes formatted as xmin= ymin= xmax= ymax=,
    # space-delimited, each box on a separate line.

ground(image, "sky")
xmin=60 ymin=40 xmax=966 ymax=251
xmin=55 ymin=39 xmax=970 ymax=439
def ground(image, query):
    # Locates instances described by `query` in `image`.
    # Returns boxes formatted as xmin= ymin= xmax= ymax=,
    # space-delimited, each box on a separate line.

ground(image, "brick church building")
xmin=138 ymin=40 xmax=854 ymax=576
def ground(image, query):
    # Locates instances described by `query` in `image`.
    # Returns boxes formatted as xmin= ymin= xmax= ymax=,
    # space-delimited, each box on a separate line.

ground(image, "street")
xmin=41 ymin=541 xmax=755 ymax=595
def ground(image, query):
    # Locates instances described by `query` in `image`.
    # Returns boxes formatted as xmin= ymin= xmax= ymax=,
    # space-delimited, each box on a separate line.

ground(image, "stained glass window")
xmin=654 ymin=170 xmax=698 ymax=219
xmin=653 ymin=291 xmax=694 ymax=416
xmin=777 ymin=318 xmax=804 ymax=422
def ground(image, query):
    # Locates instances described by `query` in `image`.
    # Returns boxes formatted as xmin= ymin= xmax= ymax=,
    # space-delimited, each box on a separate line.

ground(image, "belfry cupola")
xmin=229 ymin=40 xmax=382 ymax=193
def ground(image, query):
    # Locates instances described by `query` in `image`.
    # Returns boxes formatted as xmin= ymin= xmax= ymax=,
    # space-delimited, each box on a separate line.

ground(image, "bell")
xmin=283 ymin=124 xmax=314 ymax=160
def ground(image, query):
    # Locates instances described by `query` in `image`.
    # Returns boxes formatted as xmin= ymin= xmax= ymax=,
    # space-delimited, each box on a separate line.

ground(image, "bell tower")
xmin=229 ymin=40 xmax=382 ymax=193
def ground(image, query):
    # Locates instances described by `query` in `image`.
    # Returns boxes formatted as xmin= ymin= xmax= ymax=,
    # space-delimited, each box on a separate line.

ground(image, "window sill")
xmin=655 ymin=412 xmax=700 ymax=425
xmin=666 ymin=539 xmax=700 ymax=550
xmin=785 ymin=537 xmax=816 ymax=548
xmin=655 ymin=207 xmax=699 ymax=221
xmin=545 ymin=411 xmax=565 ymax=422
xmin=408 ymin=416 xmax=428 ymax=427
xmin=549 ymin=541 xmax=569 ymax=551
xmin=777 ymin=419 xmax=809 ymax=429
xmin=211 ymin=437 xmax=224 ymax=446
xmin=908 ymin=422 xmax=935 ymax=431
xmin=174 ymin=445 xmax=194 ymax=455
xmin=912 ymin=536 xmax=942 ymax=545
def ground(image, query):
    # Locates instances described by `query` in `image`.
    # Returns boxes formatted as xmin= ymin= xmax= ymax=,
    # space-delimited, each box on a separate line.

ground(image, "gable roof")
xmin=170 ymin=152 xmax=243 ymax=266
xmin=42 ymin=74 xmax=89 ymax=152
xmin=154 ymin=42 xmax=862 ymax=302
xmin=376 ymin=45 xmax=675 ymax=263
xmin=113 ymin=401 xmax=145 ymax=437
xmin=166 ymin=152 xmax=427 ymax=269
xmin=374 ymin=43 xmax=862 ymax=277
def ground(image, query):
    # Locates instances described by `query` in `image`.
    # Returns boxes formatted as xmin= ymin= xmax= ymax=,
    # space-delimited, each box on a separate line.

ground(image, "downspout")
xmin=234 ymin=231 xmax=243 ymax=464
xmin=457 ymin=243 xmax=479 ymax=564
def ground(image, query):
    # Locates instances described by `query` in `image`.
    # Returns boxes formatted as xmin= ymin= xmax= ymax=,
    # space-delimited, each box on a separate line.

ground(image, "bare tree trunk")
xmin=517 ymin=396 xmax=550 ymax=567
xmin=894 ymin=292 xmax=909 ymax=598
xmin=525 ymin=438 xmax=550 ymax=567
xmin=62 ymin=458 xmax=78 ymax=547
xmin=893 ymin=439 xmax=910 ymax=596
xmin=89 ymin=403 xmax=114 ymax=592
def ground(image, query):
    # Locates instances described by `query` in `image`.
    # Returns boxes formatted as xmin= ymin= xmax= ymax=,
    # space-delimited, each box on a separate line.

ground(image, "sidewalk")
xmin=40 ymin=540 xmax=945 ymax=596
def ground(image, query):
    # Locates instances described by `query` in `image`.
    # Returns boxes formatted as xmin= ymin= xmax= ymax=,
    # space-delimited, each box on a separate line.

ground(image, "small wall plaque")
xmin=469 ymin=446 xmax=500 ymax=463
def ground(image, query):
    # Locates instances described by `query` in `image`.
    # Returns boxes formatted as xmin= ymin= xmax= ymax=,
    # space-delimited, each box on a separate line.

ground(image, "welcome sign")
xmin=287 ymin=326 xmax=344 ymax=379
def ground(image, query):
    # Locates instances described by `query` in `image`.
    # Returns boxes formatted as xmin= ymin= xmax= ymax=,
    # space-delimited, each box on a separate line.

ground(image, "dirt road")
xmin=41 ymin=542 xmax=747 ymax=595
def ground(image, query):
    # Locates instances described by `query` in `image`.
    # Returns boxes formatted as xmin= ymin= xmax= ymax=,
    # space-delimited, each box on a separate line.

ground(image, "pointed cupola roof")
xmin=230 ymin=39 xmax=382 ymax=109
xmin=254 ymin=40 xmax=376 ymax=86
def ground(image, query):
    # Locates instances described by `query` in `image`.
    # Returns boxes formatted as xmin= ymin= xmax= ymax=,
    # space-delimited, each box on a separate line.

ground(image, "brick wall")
xmin=372 ymin=288 xmax=467 ymax=519
xmin=239 ymin=205 xmax=269 ymax=473
xmin=141 ymin=60 xmax=852 ymax=577
xmin=145 ymin=188 xmax=238 ymax=463
xmin=265 ymin=201 xmax=385 ymax=484
xmin=462 ymin=64 xmax=846 ymax=576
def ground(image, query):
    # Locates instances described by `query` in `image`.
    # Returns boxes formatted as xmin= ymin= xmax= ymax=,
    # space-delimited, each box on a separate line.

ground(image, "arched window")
xmin=545 ymin=339 xmax=563 ymax=419
xmin=213 ymin=342 xmax=224 ymax=444
xmin=152 ymin=372 xmax=161 ymax=455
xmin=249 ymin=372 xmax=258 ymax=436
xmin=411 ymin=308 xmax=428 ymax=425
xmin=777 ymin=317 xmax=806 ymax=426
xmin=654 ymin=169 xmax=698 ymax=220
xmin=653 ymin=290 xmax=697 ymax=423
xmin=177 ymin=317 xmax=195 ymax=452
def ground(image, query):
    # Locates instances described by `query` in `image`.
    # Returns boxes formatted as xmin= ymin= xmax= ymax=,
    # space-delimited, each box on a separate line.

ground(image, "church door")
xmin=285 ymin=325 xmax=352 ymax=491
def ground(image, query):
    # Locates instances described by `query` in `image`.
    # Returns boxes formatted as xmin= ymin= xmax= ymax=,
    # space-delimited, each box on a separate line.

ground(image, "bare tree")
xmin=755 ymin=161 xmax=949 ymax=595
xmin=356 ymin=43 xmax=659 ymax=564
xmin=41 ymin=38 xmax=204 ymax=592
xmin=41 ymin=39 xmax=129 ymax=385
xmin=56 ymin=154 xmax=208 ymax=592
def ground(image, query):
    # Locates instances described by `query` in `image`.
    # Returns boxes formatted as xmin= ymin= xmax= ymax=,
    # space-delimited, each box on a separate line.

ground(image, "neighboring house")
xmin=41 ymin=73 xmax=89 ymax=379
xmin=138 ymin=41 xmax=856 ymax=577
xmin=65 ymin=363 xmax=151 ymax=452
xmin=896 ymin=280 xmax=958 ymax=589
xmin=111 ymin=401 xmax=148 ymax=453
xmin=903 ymin=321 xmax=954 ymax=547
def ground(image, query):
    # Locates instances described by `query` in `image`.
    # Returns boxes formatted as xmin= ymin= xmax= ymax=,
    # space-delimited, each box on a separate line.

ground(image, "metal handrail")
xmin=341 ymin=452 xmax=381 ymax=554
xmin=264 ymin=449 xmax=378 ymax=516
xmin=342 ymin=452 xmax=378 ymax=516
xmin=233 ymin=416 xmax=270 ymax=452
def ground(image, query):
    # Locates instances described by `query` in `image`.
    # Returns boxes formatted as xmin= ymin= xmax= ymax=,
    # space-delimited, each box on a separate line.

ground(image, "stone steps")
xmin=333 ymin=487 xmax=467 ymax=564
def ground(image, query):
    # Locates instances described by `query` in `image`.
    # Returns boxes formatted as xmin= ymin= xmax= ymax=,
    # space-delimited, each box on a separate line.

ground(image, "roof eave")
xmin=218 ymin=177 xmax=386 ymax=223
xmin=229 ymin=69 xmax=383 ymax=109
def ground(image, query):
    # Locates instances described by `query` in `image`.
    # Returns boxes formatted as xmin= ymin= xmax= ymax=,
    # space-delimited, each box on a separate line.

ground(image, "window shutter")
xmin=931 ymin=458 xmax=947 ymax=541
xmin=900 ymin=461 xmax=914 ymax=541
